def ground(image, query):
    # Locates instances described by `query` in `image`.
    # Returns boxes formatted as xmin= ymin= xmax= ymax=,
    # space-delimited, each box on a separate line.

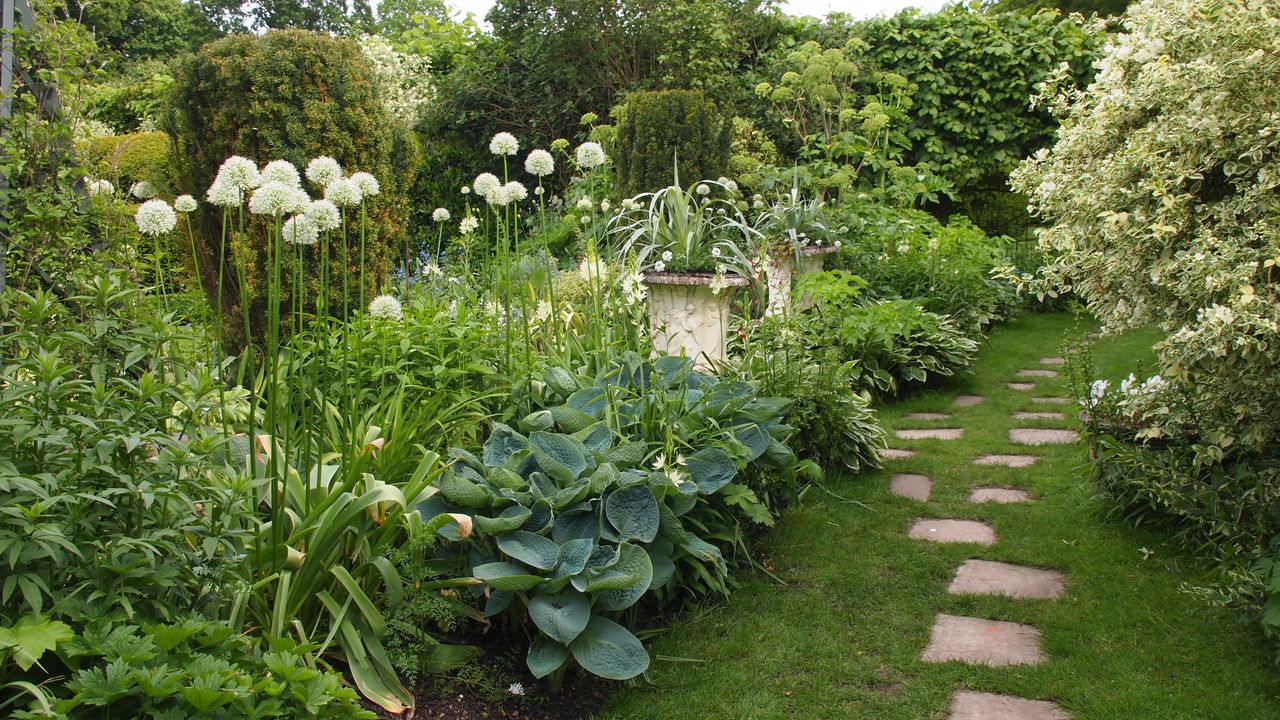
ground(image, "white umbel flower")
xmin=135 ymin=199 xmax=176 ymax=236
xmin=504 ymin=181 xmax=528 ymax=203
xmin=368 ymin=294 xmax=404 ymax=321
xmin=524 ymin=149 xmax=554 ymax=176
xmin=261 ymin=160 xmax=301 ymax=188
xmin=653 ymin=259 xmax=666 ymax=273
xmin=695 ymin=183 xmax=710 ymax=196
xmin=489 ymin=132 xmax=519 ymax=156
xmin=174 ymin=194 xmax=198 ymax=213
xmin=130 ymin=180 xmax=156 ymax=200
xmin=86 ymin=178 xmax=114 ymax=197
xmin=306 ymin=199 xmax=341 ymax=231
xmin=215 ymin=156 xmax=261 ymax=191
xmin=459 ymin=216 xmax=479 ymax=235
xmin=473 ymin=173 xmax=501 ymax=200
xmin=207 ymin=181 xmax=241 ymax=207
xmin=284 ymin=187 xmax=311 ymax=214
xmin=249 ymin=182 xmax=296 ymax=215
xmin=432 ymin=207 xmax=451 ymax=222
xmin=575 ymin=142 xmax=606 ymax=169
xmin=305 ymin=156 xmax=342 ymax=187
xmin=325 ymin=178 xmax=363 ymax=207
xmin=576 ymin=197 xmax=593 ymax=211
xmin=485 ymin=185 xmax=512 ymax=206
xmin=350 ymin=172 xmax=380 ymax=198
xmin=282 ymin=214 xmax=320 ymax=245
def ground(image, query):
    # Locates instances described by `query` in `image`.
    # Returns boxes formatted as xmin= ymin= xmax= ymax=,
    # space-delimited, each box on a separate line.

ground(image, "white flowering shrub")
xmin=359 ymin=34 xmax=434 ymax=127
xmin=1011 ymin=0 xmax=1280 ymax=451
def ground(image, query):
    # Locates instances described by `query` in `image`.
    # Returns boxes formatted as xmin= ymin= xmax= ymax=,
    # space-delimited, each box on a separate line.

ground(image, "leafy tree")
xmin=613 ymin=90 xmax=732 ymax=194
xmin=66 ymin=0 xmax=220 ymax=60
xmin=984 ymin=0 xmax=1132 ymax=16
xmin=194 ymin=0 xmax=354 ymax=33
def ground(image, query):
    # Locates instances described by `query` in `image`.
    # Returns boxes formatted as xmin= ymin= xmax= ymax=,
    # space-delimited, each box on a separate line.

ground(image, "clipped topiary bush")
xmin=79 ymin=131 xmax=172 ymax=190
xmin=170 ymin=29 xmax=420 ymax=347
xmin=612 ymin=89 xmax=731 ymax=195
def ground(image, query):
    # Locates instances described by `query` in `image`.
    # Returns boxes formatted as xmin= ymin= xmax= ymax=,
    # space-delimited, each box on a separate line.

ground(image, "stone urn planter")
xmin=643 ymin=271 xmax=750 ymax=372
xmin=798 ymin=244 xmax=839 ymax=274
xmin=763 ymin=244 xmax=838 ymax=316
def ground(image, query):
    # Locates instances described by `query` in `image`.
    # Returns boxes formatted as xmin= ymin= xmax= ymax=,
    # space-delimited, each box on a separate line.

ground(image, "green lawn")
xmin=598 ymin=313 xmax=1280 ymax=720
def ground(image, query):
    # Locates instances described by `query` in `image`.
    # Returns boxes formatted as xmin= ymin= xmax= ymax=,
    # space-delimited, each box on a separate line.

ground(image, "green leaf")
xmin=527 ymin=635 xmax=570 ymax=679
xmin=434 ymin=472 xmax=492 ymax=508
xmin=543 ymin=366 xmax=579 ymax=397
xmin=497 ymin=531 xmax=561 ymax=570
xmin=566 ymin=387 xmax=607 ymax=416
xmin=528 ymin=589 xmax=591 ymax=644
xmin=474 ymin=505 xmax=533 ymax=535
xmin=554 ymin=538 xmax=595 ymax=578
xmin=529 ymin=431 xmax=589 ymax=485
xmin=572 ymin=422 xmax=615 ymax=454
xmin=603 ymin=441 xmax=648 ymax=468
xmin=605 ymin=485 xmax=660 ymax=543
xmin=569 ymin=616 xmax=650 ymax=680
xmin=553 ymin=508 xmax=599 ymax=543
xmin=483 ymin=423 xmax=528 ymax=467
xmin=0 ymin=616 xmax=73 ymax=671
xmin=684 ymin=447 xmax=737 ymax=494
xmin=550 ymin=405 xmax=598 ymax=434
xmin=472 ymin=562 xmax=544 ymax=591
xmin=594 ymin=543 xmax=654 ymax=611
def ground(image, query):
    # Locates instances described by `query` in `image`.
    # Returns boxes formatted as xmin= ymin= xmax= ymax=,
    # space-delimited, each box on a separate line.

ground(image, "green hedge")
xmin=613 ymin=89 xmax=731 ymax=195
xmin=79 ymin=131 xmax=172 ymax=189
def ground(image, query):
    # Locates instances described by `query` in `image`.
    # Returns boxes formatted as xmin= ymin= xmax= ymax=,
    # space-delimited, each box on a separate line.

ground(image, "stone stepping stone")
xmin=949 ymin=560 xmax=1065 ymax=599
xmin=1017 ymin=369 xmax=1059 ymax=378
xmin=908 ymin=519 xmax=996 ymax=546
xmin=1031 ymin=396 xmax=1070 ymax=405
xmin=948 ymin=690 xmax=1069 ymax=720
xmin=880 ymin=448 xmax=916 ymax=461
xmin=970 ymin=487 xmax=1032 ymax=504
xmin=891 ymin=474 xmax=932 ymax=501
xmin=1039 ymin=357 xmax=1067 ymax=366
xmin=974 ymin=454 xmax=1038 ymax=468
xmin=1013 ymin=411 xmax=1065 ymax=421
xmin=1010 ymin=428 xmax=1079 ymax=446
xmin=953 ymin=395 xmax=985 ymax=407
xmin=907 ymin=412 xmax=952 ymax=421
xmin=895 ymin=428 xmax=964 ymax=441
xmin=1007 ymin=382 xmax=1036 ymax=391
xmin=921 ymin=614 xmax=1047 ymax=667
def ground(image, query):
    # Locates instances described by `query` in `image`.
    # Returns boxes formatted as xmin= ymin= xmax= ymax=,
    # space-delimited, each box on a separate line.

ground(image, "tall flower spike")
xmin=524 ymin=149 xmax=555 ymax=177
xmin=174 ymin=194 xmax=198 ymax=213
xmin=208 ymin=181 xmax=241 ymax=207
xmin=307 ymin=199 xmax=341 ymax=231
xmin=324 ymin=178 xmax=363 ymax=208
xmin=489 ymin=132 xmax=519 ymax=156
xmin=282 ymin=214 xmax=319 ymax=246
xmin=249 ymin=182 xmax=296 ymax=215
xmin=575 ymin=142 xmax=606 ymax=169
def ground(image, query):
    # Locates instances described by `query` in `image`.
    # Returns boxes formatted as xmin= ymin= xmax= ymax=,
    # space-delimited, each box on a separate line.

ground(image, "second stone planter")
xmin=643 ymin=271 xmax=750 ymax=372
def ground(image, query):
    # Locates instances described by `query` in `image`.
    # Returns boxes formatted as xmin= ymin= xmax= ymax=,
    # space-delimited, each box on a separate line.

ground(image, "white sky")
xmin=448 ymin=0 xmax=955 ymax=24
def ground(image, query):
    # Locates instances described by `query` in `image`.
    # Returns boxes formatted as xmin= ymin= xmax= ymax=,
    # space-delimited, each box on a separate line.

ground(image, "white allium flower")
xmin=325 ymin=178 xmax=363 ymax=207
xmin=834 ymin=240 xmax=842 ymax=249
xmin=473 ymin=173 xmax=501 ymax=200
xmin=130 ymin=180 xmax=156 ymax=200
xmin=432 ymin=207 xmax=451 ymax=222
xmin=174 ymin=194 xmax=198 ymax=213
xmin=459 ymin=216 xmax=479 ymax=234
xmin=579 ymin=215 xmax=590 ymax=225
xmin=215 ymin=156 xmax=261 ymax=191
xmin=490 ymin=132 xmax=519 ymax=156
xmin=261 ymin=160 xmax=301 ymax=188
xmin=284 ymin=187 xmax=311 ymax=214
xmin=504 ymin=181 xmax=528 ymax=203
xmin=576 ymin=197 xmax=594 ymax=211
xmin=307 ymin=199 xmax=341 ymax=231
xmin=534 ymin=186 xmax=544 ymax=196
xmin=661 ymin=250 xmax=673 ymax=262
xmin=368 ymin=294 xmax=404 ymax=321
xmin=575 ymin=142 xmax=606 ymax=169
xmin=752 ymin=199 xmax=764 ymax=209
xmin=207 ymin=181 xmax=241 ymax=207
xmin=524 ymin=149 xmax=555 ymax=176
xmin=305 ymin=156 xmax=343 ymax=187
xmin=135 ymin=199 xmax=176 ymax=236
xmin=695 ymin=183 xmax=710 ymax=196
xmin=461 ymin=186 xmax=471 ymax=195
xmin=485 ymin=185 xmax=512 ymax=206
xmin=654 ymin=259 xmax=666 ymax=273
xmin=86 ymin=178 xmax=114 ymax=197
xmin=350 ymin=171 xmax=380 ymax=198
xmin=249 ymin=181 xmax=296 ymax=215
xmin=725 ymin=180 xmax=739 ymax=193
xmin=282 ymin=214 xmax=319 ymax=245
xmin=600 ymin=199 xmax=611 ymax=213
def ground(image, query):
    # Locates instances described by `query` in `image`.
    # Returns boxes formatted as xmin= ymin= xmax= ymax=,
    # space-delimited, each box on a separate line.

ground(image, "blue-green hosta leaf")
xmin=658 ymin=502 xmax=689 ymax=543
xmin=449 ymin=447 xmax=486 ymax=475
xmin=472 ymin=562 xmax=544 ymax=592
xmin=519 ymin=410 xmax=556 ymax=433
xmin=528 ymin=589 xmax=591 ymax=645
xmin=553 ymin=507 xmax=599 ymax=543
xmin=483 ymin=423 xmax=527 ymax=468
xmin=568 ymin=616 xmax=650 ymax=681
xmin=530 ymin=432 xmax=589 ymax=485
xmin=552 ymin=479 xmax=593 ymax=510
xmin=581 ymin=543 xmax=645 ymax=593
xmin=733 ymin=423 xmax=770 ymax=461
xmin=653 ymin=354 xmax=694 ymax=388
xmin=739 ymin=396 xmax=792 ymax=422
xmin=603 ymin=441 xmax=648 ymax=468
xmin=550 ymin=405 xmax=598 ymax=434
xmin=588 ymin=464 xmax=620 ymax=495
xmin=483 ymin=590 xmax=512 ymax=618
xmin=566 ymin=387 xmax=607 ymax=416
xmin=434 ymin=472 xmax=493 ymax=508
xmin=605 ymin=485 xmax=659 ymax=543
xmin=497 ymin=531 xmax=560 ymax=570
xmin=527 ymin=635 xmax=570 ymax=679
xmin=543 ymin=366 xmax=579 ymax=398
xmin=528 ymin=471 xmax=558 ymax=500
xmin=473 ymin=505 xmax=533 ymax=535
xmin=594 ymin=543 xmax=653 ymax=611
xmin=679 ymin=534 xmax=725 ymax=569
xmin=572 ymin=422 xmax=614 ymax=454
xmin=684 ymin=447 xmax=737 ymax=494
xmin=761 ymin=438 xmax=797 ymax=469
xmin=647 ymin=540 xmax=676 ymax=590
xmin=521 ymin=498 xmax=554 ymax=534
xmin=486 ymin=465 xmax=526 ymax=491
xmin=572 ymin=544 xmax=622 ymax=590
xmin=553 ymin=538 xmax=594 ymax=578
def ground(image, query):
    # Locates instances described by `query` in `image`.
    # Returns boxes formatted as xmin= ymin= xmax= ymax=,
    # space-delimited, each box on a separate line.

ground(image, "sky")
xmin=447 ymin=0 xmax=955 ymax=24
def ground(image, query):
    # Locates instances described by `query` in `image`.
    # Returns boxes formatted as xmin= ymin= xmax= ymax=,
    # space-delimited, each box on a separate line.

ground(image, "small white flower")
xmin=661 ymin=250 xmax=673 ymax=262
xmin=534 ymin=186 xmax=544 ymax=196
xmin=576 ymin=197 xmax=594 ymax=211
xmin=600 ymin=199 xmax=611 ymax=213
xmin=135 ymin=199 xmax=176 ymax=236
xmin=461 ymin=186 xmax=471 ymax=195
xmin=654 ymin=259 xmax=666 ymax=272
xmin=215 ymin=156 xmax=261 ymax=191
xmin=695 ymin=184 xmax=710 ymax=196
xmin=86 ymin=178 xmax=115 ymax=197
xmin=524 ymin=149 xmax=555 ymax=176
xmin=752 ymin=199 xmax=764 ymax=209
xmin=1090 ymin=379 xmax=1110 ymax=406
xmin=575 ymin=141 xmax=606 ymax=169
xmin=579 ymin=214 xmax=591 ymax=225
xmin=490 ymin=132 xmax=520 ymax=156
xmin=173 ymin=194 xmax=198 ymax=213
xmin=711 ymin=247 xmax=721 ymax=258
xmin=834 ymin=240 xmax=842 ymax=249
xmin=260 ymin=160 xmax=301 ymax=188
xmin=307 ymin=199 xmax=341 ymax=231
xmin=368 ymin=294 xmax=404 ymax=321
xmin=282 ymin=214 xmax=319 ymax=245
xmin=249 ymin=182 xmax=296 ymax=215
xmin=324 ymin=178 xmax=363 ymax=208
xmin=130 ymin=180 xmax=156 ymax=200
xmin=459 ymin=216 xmax=479 ymax=234
xmin=305 ymin=156 xmax=343 ymax=187
xmin=508 ymin=682 xmax=525 ymax=696
xmin=725 ymin=180 xmax=739 ymax=193
xmin=432 ymin=207 xmax=451 ymax=223
xmin=423 ymin=261 xmax=444 ymax=277
xmin=504 ymin=181 xmax=528 ymax=203
xmin=207 ymin=181 xmax=241 ymax=207
xmin=350 ymin=171 xmax=380 ymax=198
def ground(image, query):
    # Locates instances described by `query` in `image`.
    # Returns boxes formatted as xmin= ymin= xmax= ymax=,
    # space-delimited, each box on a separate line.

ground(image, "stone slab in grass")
xmin=948 ymin=690 xmax=1069 ymax=720
xmin=1031 ymin=396 xmax=1070 ymax=405
xmin=880 ymin=448 xmax=916 ymax=461
xmin=1007 ymin=382 xmax=1037 ymax=391
xmin=908 ymin=519 xmax=996 ymax=546
xmin=895 ymin=428 xmax=964 ymax=441
xmin=1013 ymin=411 xmax=1066 ymax=421
xmin=974 ymin=454 xmax=1038 ymax=468
xmin=1039 ymin=357 xmax=1067 ymax=366
xmin=921 ymin=614 xmax=1047 ymax=667
xmin=907 ymin=412 xmax=952 ymax=421
xmin=1010 ymin=429 xmax=1079 ymax=446
xmin=970 ymin=487 xmax=1032 ymax=504
xmin=891 ymin=474 xmax=933 ymax=502
xmin=953 ymin=395 xmax=985 ymax=407
xmin=949 ymin=560 xmax=1065 ymax=599
xmin=1017 ymin=369 xmax=1060 ymax=378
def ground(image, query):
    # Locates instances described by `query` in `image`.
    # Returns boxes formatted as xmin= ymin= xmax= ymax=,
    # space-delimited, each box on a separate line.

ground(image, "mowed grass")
xmin=597 ymin=313 xmax=1280 ymax=720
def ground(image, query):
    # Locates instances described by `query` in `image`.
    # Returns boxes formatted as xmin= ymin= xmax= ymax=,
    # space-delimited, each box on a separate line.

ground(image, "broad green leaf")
xmin=554 ymin=538 xmax=595 ymax=578
xmin=483 ymin=423 xmax=527 ymax=467
xmin=528 ymin=589 xmax=591 ymax=645
xmin=553 ymin=479 xmax=593 ymax=510
xmin=553 ymin=508 xmax=599 ymax=543
xmin=605 ymin=485 xmax=659 ymax=543
xmin=566 ymin=387 xmax=607 ymax=416
xmin=434 ymin=472 xmax=491 ymax=508
xmin=0 ymin=616 xmax=73 ymax=671
xmin=569 ymin=616 xmax=650 ymax=680
xmin=472 ymin=562 xmax=544 ymax=592
xmin=582 ymin=543 xmax=646 ymax=593
xmin=733 ymin=423 xmax=770 ymax=460
xmin=684 ymin=447 xmax=737 ymax=494
xmin=647 ymin=541 xmax=676 ymax=590
xmin=543 ymin=366 xmax=579 ymax=397
xmin=519 ymin=409 xmax=556 ymax=433
xmin=594 ymin=543 xmax=654 ymax=611
xmin=527 ymin=635 xmax=570 ymax=679
xmin=572 ymin=422 xmax=614 ymax=454
xmin=603 ymin=441 xmax=648 ymax=468
xmin=474 ymin=505 xmax=533 ymax=535
xmin=530 ymin=431 xmax=588 ymax=485
xmin=522 ymin=498 xmax=554 ymax=533
xmin=497 ymin=531 xmax=560 ymax=571
xmin=550 ymin=405 xmax=597 ymax=434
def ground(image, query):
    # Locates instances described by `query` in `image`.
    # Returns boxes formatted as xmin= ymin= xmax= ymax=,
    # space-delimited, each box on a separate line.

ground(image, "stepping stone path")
xmin=908 ymin=519 xmax=996 ymax=546
xmin=1007 ymin=382 xmax=1037 ymax=391
xmin=1039 ymin=357 xmax=1066 ymax=366
xmin=907 ymin=412 xmax=952 ymax=421
xmin=879 ymin=448 xmax=916 ymax=461
xmin=1013 ymin=411 xmax=1065 ymax=421
xmin=948 ymin=691 xmax=1070 ymax=720
xmin=970 ymin=487 xmax=1031 ymax=504
xmin=921 ymin=614 xmax=1047 ymax=667
xmin=949 ymin=560 xmax=1065 ymax=599
xmin=1010 ymin=429 xmax=1079 ymax=446
xmin=890 ymin=474 xmax=932 ymax=501
xmin=1017 ymin=369 xmax=1059 ymax=378
xmin=974 ymin=454 xmax=1038 ymax=468
xmin=895 ymin=428 xmax=964 ymax=441
xmin=953 ymin=395 xmax=985 ymax=407
xmin=1031 ymin=396 xmax=1070 ymax=405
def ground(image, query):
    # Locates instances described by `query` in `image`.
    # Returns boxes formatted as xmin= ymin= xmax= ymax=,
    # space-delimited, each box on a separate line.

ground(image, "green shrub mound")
xmin=79 ymin=131 xmax=172 ymax=189
xmin=613 ymin=89 xmax=732 ymax=196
